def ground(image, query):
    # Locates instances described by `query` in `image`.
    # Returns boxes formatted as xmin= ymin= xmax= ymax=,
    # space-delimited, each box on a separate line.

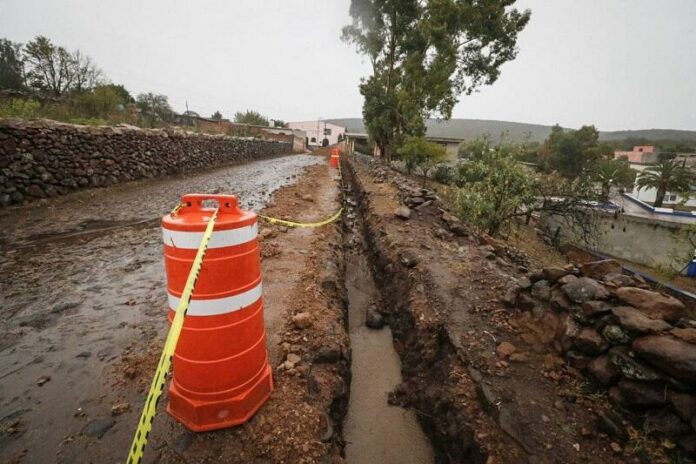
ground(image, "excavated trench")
xmin=338 ymin=160 xmax=485 ymax=464
xmin=341 ymin=179 xmax=434 ymax=463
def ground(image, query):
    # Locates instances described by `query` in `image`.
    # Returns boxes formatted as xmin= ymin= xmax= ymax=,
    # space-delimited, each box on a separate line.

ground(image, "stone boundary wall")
xmin=0 ymin=118 xmax=293 ymax=206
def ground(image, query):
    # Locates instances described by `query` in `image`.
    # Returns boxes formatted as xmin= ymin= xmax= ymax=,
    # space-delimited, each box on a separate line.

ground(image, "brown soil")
xmin=344 ymin=155 xmax=670 ymax=464
xmin=97 ymin=162 xmax=349 ymax=464
xmin=0 ymin=155 xmax=348 ymax=464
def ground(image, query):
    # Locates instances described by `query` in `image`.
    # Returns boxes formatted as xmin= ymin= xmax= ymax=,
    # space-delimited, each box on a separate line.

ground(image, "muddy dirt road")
xmin=0 ymin=154 xmax=323 ymax=463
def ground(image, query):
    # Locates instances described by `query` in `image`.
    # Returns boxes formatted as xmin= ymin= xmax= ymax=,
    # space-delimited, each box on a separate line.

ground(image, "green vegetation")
xmin=453 ymin=144 xmax=536 ymax=236
xmin=538 ymin=125 xmax=613 ymax=177
xmin=211 ymin=110 xmax=223 ymax=120
xmin=342 ymin=0 xmax=530 ymax=161
xmin=135 ymin=92 xmax=173 ymax=126
xmin=396 ymin=136 xmax=446 ymax=186
xmin=234 ymin=110 xmax=269 ymax=127
xmin=635 ymin=159 xmax=695 ymax=207
xmin=0 ymin=35 xmax=286 ymax=130
xmin=0 ymin=38 xmax=24 ymax=90
xmin=591 ymin=158 xmax=637 ymax=202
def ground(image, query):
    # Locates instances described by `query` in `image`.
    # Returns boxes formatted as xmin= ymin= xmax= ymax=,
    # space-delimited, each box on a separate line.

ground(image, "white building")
xmin=287 ymin=121 xmax=346 ymax=147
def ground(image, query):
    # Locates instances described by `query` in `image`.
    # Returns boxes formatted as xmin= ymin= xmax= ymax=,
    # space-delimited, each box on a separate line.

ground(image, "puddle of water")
xmin=343 ymin=249 xmax=434 ymax=464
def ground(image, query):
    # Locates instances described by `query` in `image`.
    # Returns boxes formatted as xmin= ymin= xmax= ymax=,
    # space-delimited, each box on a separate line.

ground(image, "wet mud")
xmin=342 ymin=185 xmax=434 ymax=464
xmin=0 ymin=154 xmax=322 ymax=463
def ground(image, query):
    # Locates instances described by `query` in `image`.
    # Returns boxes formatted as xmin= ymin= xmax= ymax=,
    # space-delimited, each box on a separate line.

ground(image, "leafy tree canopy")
xmin=396 ymin=135 xmax=447 ymax=186
xmin=343 ymin=0 xmax=530 ymax=161
xmin=591 ymin=158 xmax=637 ymax=202
xmin=23 ymin=36 xmax=102 ymax=96
xmin=0 ymin=38 xmax=24 ymax=91
xmin=136 ymin=92 xmax=172 ymax=123
xmin=636 ymin=158 xmax=695 ymax=207
xmin=211 ymin=110 xmax=223 ymax=120
xmin=539 ymin=124 xmax=613 ymax=177
xmin=234 ymin=110 xmax=269 ymax=126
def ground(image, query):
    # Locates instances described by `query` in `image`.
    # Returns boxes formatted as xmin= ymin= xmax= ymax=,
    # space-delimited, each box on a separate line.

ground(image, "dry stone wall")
xmin=505 ymin=259 xmax=696 ymax=455
xmin=0 ymin=118 xmax=292 ymax=206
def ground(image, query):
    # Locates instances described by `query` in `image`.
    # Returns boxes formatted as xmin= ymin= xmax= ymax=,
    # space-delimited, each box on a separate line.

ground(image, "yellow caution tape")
xmin=126 ymin=208 xmax=219 ymax=464
xmin=258 ymin=159 xmax=345 ymax=228
xmin=258 ymin=207 xmax=343 ymax=228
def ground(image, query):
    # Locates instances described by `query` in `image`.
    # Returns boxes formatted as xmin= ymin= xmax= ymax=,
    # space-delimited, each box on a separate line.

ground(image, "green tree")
xmin=74 ymin=84 xmax=129 ymax=118
xmin=458 ymin=136 xmax=492 ymax=160
xmin=234 ymin=110 xmax=268 ymax=126
xmin=453 ymin=145 xmax=535 ymax=236
xmin=397 ymin=135 xmax=446 ymax=187
xmin=211 ymin=110 xmax=223 ymax=120
xmin=273 ymin=119 xmax=286 ymax=128
xmin=0 ymin=98 xmax=40 ymax=118
xmin=592 ymin=158 xmax=637 ymax=202
xmin=0 ymin=38 xmax=25 ymax=90
xmin=136 ymin=92 xmax=172 ymax=124
xmin=636 ymin=159 xmax=695 ymax=207
xmin=23 ymin=36 xmax=101 ymax=96
xmin=540 ymin=125 xmax=609 ymax=177
xmin=342 ymin=0 xmax=530 ymax=162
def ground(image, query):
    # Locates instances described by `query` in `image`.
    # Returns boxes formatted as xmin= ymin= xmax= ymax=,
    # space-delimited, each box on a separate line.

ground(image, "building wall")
xmin=542 ymin=210 xmax=693 ymax=270
xmin=614 ymin=146 xmax=658 ymax=164
xmin=0 ymin=119 xmax=292 ymax=206
xmin=287 ymin=121 xmax=346 ymax=146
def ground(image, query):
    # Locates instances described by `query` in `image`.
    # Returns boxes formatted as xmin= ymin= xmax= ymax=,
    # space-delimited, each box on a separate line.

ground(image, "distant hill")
xmin=326 ymin=118 xmax=696 ymax=144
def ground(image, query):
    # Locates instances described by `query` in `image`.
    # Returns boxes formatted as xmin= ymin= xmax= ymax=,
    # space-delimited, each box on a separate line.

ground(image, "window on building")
xmin=310 ymin=137 xmax=316 ymax=143
xmin=665 ymin=193 xmax=678 ymax=202
xmin=324 ymin=128 xmax=332 ymax=136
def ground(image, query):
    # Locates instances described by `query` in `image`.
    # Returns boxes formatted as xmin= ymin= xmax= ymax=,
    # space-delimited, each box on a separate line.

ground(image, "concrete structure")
xmin=614 ymin=145 xmax=659 ymax=164
xmin=542 ymin=206 xmax=694 ymax=271
xmin=287 ymin=121 xmax=346 ymax=147
xmin=192 ymin=118 xmax=306 ymax=153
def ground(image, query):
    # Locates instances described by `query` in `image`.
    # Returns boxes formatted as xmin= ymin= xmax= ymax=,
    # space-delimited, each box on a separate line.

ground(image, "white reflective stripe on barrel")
xmin=168 ymin=282 xmax=263 ymax=316
xmin=162 ymin=222 xmax=257 ymax=249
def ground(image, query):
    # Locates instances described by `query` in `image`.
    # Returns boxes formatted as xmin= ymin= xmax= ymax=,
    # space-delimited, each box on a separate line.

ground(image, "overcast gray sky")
xmin=1 ymin=0 xmax=695 ymax=131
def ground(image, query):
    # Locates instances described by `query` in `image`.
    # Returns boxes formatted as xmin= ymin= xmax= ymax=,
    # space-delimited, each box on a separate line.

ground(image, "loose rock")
xmin=587 ymin=355 xmax=619 ymax=385
xmin=615 ymin=287 xmax=686 ymax=322
xmin=580 ymin=259 xmax=622 ymax=280
xmin=573 ymin=328 xmax=610 ymax=355
xmin=496 ymin=341 xmax=516 ymax=358
xmin=611 ymin=306 xmax=671 ymax=334
xmin=633 ymin=335 xmax=696 ymax=383
xmin=394 ymin=206 xmax=411 ymax=220
xmin=366 ymin=305 xmax=385 ymax=329
xmin=292 ymin=312 xmax=312 ymax=329
xmin=562 ymin=277 xmax=609 ymax=303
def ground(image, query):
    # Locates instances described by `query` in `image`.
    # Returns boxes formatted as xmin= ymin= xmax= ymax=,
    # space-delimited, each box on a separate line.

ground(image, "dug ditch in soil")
xmin=343 ymin=153 xmax=690 ymax=463
xmin=342 ymin=183 xmax=434 ymax=464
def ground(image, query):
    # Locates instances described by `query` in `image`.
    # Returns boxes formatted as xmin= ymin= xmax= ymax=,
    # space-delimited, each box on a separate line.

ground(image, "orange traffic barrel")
xmin=330 ymin=148 xmax=340 ymax=168
xmin=161 ymin=194 xmax=273 ymax=432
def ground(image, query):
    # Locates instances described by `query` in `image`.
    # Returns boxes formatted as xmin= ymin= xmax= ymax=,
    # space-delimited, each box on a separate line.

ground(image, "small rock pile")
xmin=506 ymin=259 xmax=696 ymax=453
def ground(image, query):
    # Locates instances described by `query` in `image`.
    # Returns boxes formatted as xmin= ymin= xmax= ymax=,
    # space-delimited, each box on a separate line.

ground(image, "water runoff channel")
xmin=341 ymin=180 xmax=434 ymax=464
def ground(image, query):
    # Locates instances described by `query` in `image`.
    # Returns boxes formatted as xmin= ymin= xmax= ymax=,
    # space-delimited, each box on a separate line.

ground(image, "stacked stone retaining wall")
xmin=0 ymin=118 xmax=292 ymax=206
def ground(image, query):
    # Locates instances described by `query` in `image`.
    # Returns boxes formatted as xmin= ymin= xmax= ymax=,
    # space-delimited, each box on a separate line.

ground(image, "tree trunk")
xmin=654 ymin=185 xmax=666 ymax=207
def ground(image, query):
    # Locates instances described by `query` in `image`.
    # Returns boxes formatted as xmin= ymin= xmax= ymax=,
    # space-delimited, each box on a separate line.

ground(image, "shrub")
xmin=432 ymin=163 xmax=454 ymax=185
xmin=0 ymin=98 xmax=41 ymax=118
